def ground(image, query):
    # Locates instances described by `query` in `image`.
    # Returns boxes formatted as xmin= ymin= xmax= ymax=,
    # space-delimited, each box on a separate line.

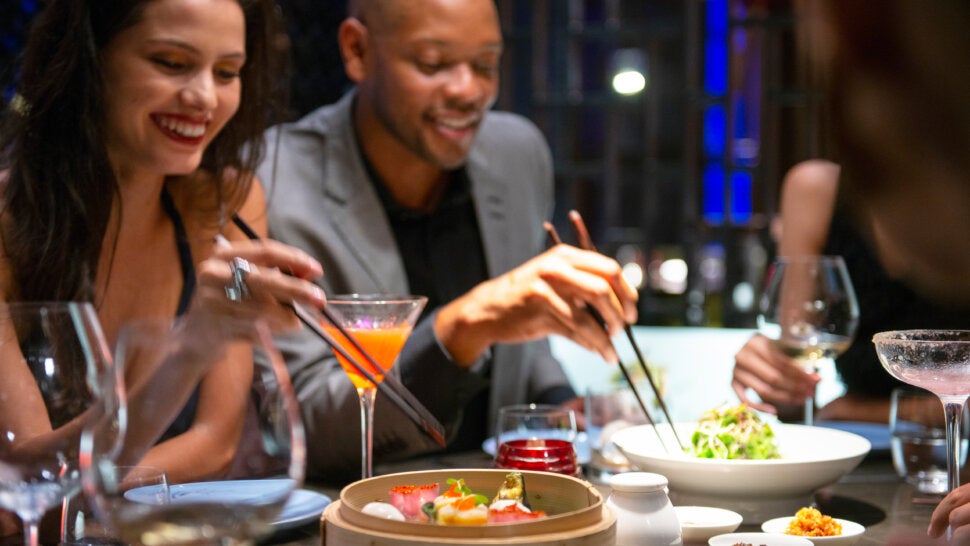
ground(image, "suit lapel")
xmin=313 ymin=94 xmax=409 ymax=294
xmin=466 ymin=146 xmax=514 ymax=278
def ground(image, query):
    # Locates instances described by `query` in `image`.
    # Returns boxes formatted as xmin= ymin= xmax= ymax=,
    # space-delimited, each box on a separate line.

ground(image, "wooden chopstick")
xmin=543 ymin=221 xmax=671 ymax=454
xmin=230 ymin=216 xmax=447 ymax=447
xmin=566 ymin=210 xmax=686 ymax=452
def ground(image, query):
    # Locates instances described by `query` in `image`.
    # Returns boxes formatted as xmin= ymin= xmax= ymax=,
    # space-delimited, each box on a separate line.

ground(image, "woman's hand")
xmin=731 ymin=334 xmax=819 ymax=418
xmin=929 ymin=483 xmax=970 ymax=544
xmin=195 ymin=237 xmax=326 ymax=332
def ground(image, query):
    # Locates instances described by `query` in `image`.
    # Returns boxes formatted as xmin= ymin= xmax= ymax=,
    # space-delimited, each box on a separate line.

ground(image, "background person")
xmin=795 ymin=1 xmax=970 ymax=542
xmin=731 ymin=159 xmax=969 ymax=423
xmin=259 ymin=0 xmax=638 ymax=481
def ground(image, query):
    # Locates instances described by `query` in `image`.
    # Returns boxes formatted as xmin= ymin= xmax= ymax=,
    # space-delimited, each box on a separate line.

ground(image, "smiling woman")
xmin=0 ymin=0 xmax=328 ymax=541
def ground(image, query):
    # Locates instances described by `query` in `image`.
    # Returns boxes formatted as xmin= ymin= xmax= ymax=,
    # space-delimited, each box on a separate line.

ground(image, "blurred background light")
xmin=610 ymin=48 xmax=648 ymax=96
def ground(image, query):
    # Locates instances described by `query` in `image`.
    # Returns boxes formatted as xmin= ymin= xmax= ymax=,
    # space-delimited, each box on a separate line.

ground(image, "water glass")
xmin=494 ymin=404 xmax=580 ymax=477
xmin=890 ymin=387 xmax=969 ymax=495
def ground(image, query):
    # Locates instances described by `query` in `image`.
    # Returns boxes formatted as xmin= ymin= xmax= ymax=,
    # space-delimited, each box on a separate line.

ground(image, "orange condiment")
xmin=323 ymin=324 xmax=412 ymax=389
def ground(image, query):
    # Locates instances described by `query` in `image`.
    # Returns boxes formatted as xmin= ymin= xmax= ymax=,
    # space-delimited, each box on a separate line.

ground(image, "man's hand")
xmin=435 ymin=245 xmax=638 ymax=366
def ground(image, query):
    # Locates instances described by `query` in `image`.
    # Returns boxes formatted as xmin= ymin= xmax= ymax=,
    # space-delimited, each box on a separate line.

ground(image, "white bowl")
xmin=674 ymin=506 xmax=743 ymax=543
xmin=709 ymin=532 xmax=813 ymax=546
xmin=761 ymin=516 xmax=866 ymax=545
xmin=612 ymin=423 xmax=870 ymax=498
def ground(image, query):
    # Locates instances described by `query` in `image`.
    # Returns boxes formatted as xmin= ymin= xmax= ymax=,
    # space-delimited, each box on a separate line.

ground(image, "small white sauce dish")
xmin=709 ymin=532 xmax=813 ymax=546
xmin=761 ymin=516 xmax=866 ymax=545
xmin=674 ymin=505 xmax=743 ymax=543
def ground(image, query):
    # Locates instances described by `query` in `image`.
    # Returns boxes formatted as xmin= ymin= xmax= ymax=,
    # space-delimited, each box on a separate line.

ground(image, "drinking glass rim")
xmin=328 ymin=294 xmax=428 ymax=305
xmin=873 ymin=329 xmax=970 ymax=345
xmin=771 ymin=255 xmax=846 ymax=265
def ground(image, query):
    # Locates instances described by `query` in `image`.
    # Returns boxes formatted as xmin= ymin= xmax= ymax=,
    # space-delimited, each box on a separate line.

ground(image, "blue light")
xmin=730 ymin=170 xmax=753 ymax=223
xmin=706 ymin=0 xmax=728 ymax=34
xmin=703 ymin=163 xmax=725 ymax=224
xmin=703 ymin=0 xmax=728 ymax=96
xmin=703 ymin=105 xmax=726 ymax=158
xmin=704 ymin=41 xmax=727 ymax=96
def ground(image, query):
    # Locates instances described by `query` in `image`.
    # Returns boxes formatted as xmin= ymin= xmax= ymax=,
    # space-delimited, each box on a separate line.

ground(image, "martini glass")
xmin=874 ymin=330 xmax=970 ymax=494
xmin=322 ymin=294 xmax=427 ymax=479
xmin=758 ymin=255 xmax=859 ymax=425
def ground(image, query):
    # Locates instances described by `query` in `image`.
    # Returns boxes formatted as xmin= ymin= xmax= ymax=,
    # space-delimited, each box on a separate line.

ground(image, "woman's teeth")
xmin=157 ymin=116 xmax=205 ymax=138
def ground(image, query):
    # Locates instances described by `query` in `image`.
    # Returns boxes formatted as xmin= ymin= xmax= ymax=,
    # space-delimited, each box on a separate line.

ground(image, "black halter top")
xmin=157 ymin=188 xmax=199 ymax=442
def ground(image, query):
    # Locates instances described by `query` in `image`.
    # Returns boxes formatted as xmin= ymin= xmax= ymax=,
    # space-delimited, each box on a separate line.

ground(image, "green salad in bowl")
xmin=689 ymin=403 xmax=780 ymax=460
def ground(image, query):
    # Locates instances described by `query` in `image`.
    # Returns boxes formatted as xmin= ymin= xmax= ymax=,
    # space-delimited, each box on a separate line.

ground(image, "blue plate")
xmin=273 ymin=488 xmax=332 ymax=530
xmin=126 ymin=479 xmax=331 ymax=530
xmin=816 ymin=421 xmax=891 ymax=454
xmin=482 ymin=431 xmax=591 ymax=464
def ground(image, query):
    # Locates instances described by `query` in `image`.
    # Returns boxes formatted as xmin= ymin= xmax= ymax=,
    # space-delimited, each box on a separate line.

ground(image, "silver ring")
xmin=225 ymin=258 xmax=252 ymax=302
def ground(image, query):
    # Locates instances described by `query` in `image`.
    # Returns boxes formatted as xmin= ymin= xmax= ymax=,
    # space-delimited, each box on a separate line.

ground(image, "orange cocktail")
xmin=323 ymin=294 xmax=427 ymax=479
xmin=323 ymin=324 xmax=412 ymax=389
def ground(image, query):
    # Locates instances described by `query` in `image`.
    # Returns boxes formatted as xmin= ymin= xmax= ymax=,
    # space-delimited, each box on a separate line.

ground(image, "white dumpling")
xmin=362 ymin=501 xmax=406 ymax=521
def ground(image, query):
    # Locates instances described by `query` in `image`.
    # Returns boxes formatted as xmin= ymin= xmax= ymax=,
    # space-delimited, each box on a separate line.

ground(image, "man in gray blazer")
xmin=258 ymin=0 xmax=638 ymax=482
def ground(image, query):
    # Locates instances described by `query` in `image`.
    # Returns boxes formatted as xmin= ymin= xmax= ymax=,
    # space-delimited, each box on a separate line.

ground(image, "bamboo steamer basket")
xmin=320 ymin=468 xmax=616 ymax=545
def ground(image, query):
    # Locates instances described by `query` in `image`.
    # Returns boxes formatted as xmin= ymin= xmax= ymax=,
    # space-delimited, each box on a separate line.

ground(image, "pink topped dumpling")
xmin=388 ymin=483 xmax=440 ymax=522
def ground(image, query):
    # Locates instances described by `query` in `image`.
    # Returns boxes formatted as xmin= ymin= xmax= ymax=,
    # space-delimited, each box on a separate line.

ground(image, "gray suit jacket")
xmin=257 ymin=91 xmax=572 ymax=482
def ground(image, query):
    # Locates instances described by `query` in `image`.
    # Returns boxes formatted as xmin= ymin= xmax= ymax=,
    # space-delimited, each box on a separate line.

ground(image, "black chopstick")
xmin=566 ymin=210 xmax=686 ymax=452
xmin=543 ymin=221 xmax=671 ymax=454
xmin=231 ymin=216 xmax=447 ymax=447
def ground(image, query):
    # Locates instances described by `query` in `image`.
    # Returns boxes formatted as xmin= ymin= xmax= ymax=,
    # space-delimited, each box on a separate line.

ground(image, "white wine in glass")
xmin=758 ymin=255 xmax=859 ymax=425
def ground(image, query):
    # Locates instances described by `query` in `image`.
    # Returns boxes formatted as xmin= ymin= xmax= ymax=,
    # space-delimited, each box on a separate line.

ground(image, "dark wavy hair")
xmin=0 ymin=0 xmax=288 ymax=303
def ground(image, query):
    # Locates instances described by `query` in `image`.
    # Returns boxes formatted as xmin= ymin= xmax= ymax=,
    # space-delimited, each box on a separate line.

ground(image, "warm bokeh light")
xmin=612 ymin=70 xmax=646 ymax=95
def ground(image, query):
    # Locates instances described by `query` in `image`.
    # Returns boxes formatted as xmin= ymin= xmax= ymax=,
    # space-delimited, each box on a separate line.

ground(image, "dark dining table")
xmin=264 ymin=447 xmax=944 ymax=546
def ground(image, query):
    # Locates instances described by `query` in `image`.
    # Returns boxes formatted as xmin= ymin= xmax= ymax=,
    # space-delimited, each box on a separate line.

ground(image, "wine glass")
xmin=757 ymin=255 xmax=859 ymax=425
xmin=322 ymin=294 xmax=427 ymax=479
xmin=81 ymin=315 xmax=305 ymax=545
xmin=0 ymin=302 xmax=120 ymax=546
xmin=874 ymin=330 xmax=970 ymax=495
xmin=62 ymin=465 xmax=169 ymax=544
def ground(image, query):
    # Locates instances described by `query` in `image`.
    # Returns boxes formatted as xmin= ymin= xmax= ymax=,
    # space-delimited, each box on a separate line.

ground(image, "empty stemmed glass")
xmin=758 ymin=255 xmax=859 ymax=425
xmin=0 ymin=302 xmax=120 ymax=546
xmin=81 ymin=315 xmax=304 ymax=545
xmin=874 ymin=330 xmax=970 ymax=495
xmin=322 ymin=294 xmax=427 ymax=479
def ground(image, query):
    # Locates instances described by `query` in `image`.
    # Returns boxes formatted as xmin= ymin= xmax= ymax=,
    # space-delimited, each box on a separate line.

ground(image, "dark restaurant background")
xmin=0 ymin=0 xmax=827 ymax=328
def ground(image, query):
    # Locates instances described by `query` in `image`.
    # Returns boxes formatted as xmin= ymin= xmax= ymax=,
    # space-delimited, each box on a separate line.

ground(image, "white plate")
xmin=482 ymin=431 xmax=591 ymax=464
xmin=674 ymin=506 xmax=743 ymax=544
xmin=709 ymin=532 xmax=813 ymax=546
xmin=612 ymin=423 xmax=870 ymax=498
xmin=126 ymin=479 xmax=331 ymax=530
xmin=762 ymin=516 xmax=865 ymax=546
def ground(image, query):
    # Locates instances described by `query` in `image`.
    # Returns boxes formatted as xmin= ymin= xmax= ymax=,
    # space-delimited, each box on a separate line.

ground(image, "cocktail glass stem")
xmin=358 ymin=387 xmax=377 ymax=479
xmin=941 ymin=396 xmax=967 ymax=493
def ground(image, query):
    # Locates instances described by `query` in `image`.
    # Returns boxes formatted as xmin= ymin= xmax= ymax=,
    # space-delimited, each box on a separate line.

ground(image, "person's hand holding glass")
xmin=756 ymin=255 xmax=859 ymax=425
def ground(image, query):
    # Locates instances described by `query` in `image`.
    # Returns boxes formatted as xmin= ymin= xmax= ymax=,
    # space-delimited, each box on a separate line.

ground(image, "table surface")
xmin=265 ymin=449 xmax=943 ymax=546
